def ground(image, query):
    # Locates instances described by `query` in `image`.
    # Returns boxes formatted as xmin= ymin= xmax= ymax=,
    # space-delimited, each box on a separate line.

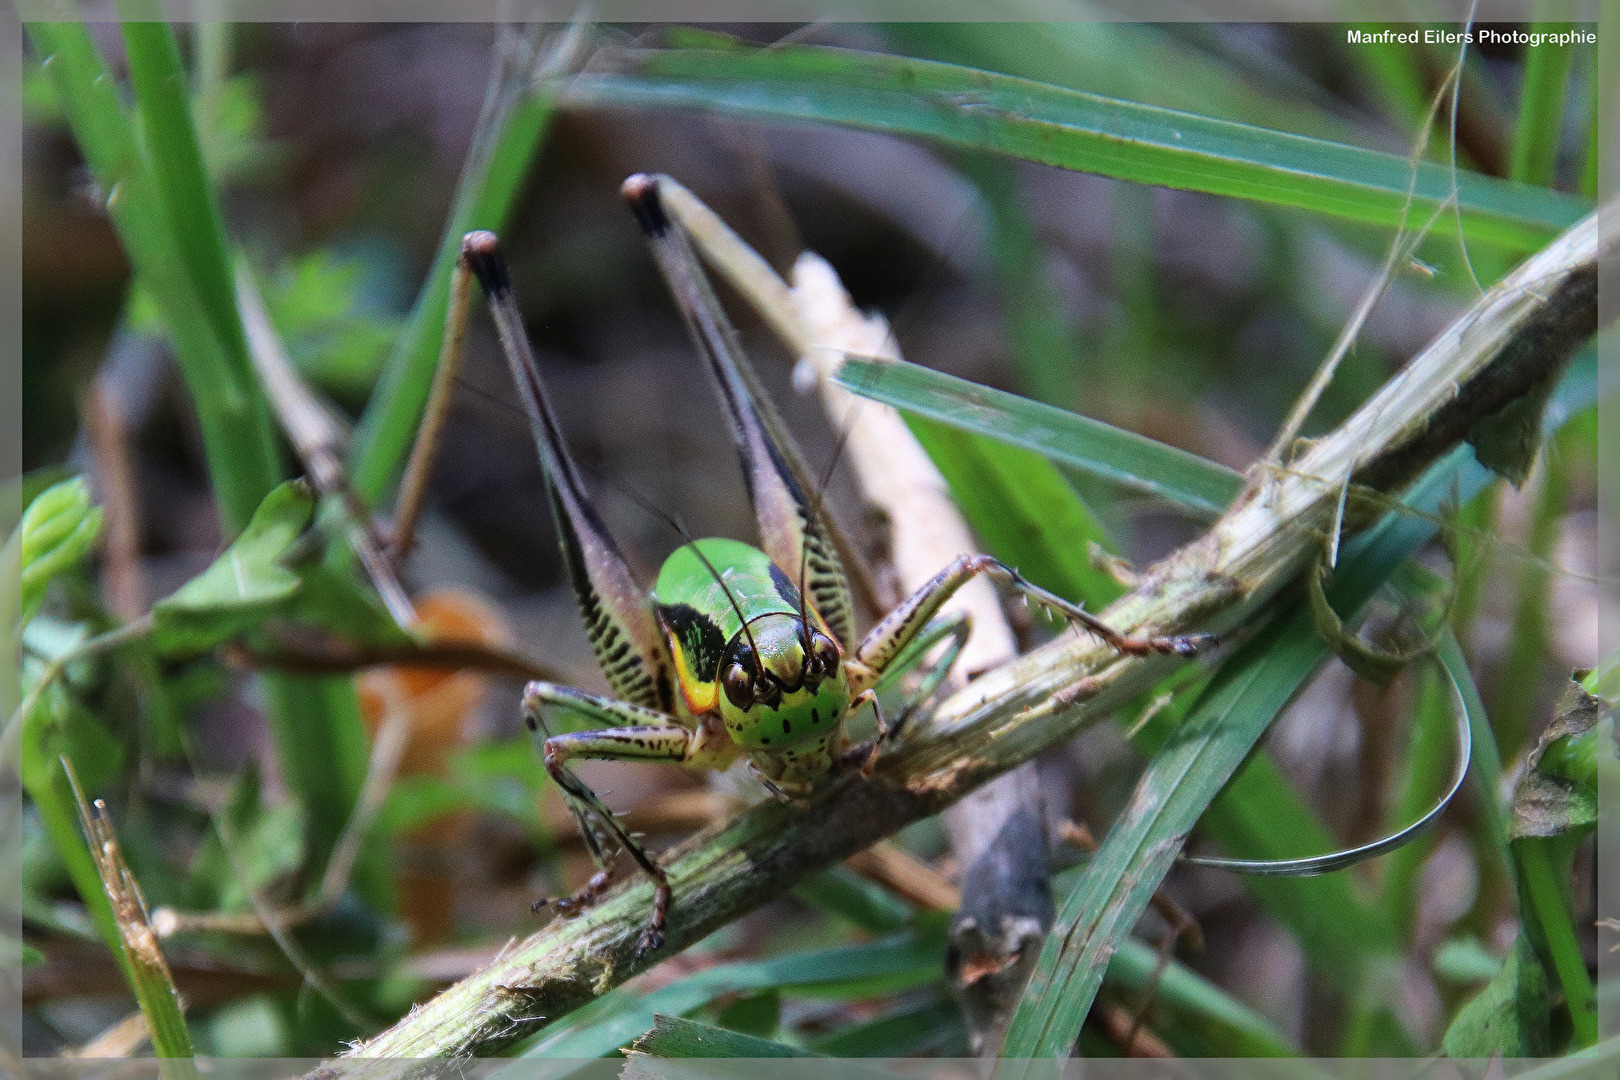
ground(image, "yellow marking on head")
xmin=668 ymin=633 xmax=719 ymax=715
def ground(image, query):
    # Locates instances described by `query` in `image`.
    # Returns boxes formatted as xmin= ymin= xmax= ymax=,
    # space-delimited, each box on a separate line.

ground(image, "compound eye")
xmin=722 ymin=663 xmax=755 ymax=710
xmin=811 ymin=632 xmax=840 ymax=677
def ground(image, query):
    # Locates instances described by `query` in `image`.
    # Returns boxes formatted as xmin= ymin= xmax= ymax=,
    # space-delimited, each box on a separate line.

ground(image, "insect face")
xmin=718 ymin=614 xmax=850 ymax=751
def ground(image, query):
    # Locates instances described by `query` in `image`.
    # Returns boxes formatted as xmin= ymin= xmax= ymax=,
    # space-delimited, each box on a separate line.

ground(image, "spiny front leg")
xmin=854 ymin=555 xmax=1211 ymax=683
xmin=522 ymin=682 xmax=691 ymax=958
xmin=843 ymin=612 xmax=973 ymax=776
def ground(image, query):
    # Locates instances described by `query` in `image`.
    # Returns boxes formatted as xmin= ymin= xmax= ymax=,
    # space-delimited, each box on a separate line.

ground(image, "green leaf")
xmin=1433 ymin=936 xmax=1506 ymax=985
xmin=565 ymin=42 xmax=1588 ymax=250
xmin=287 ymin=557 xmax=414 ymax=650
xmin=264 ymin=251 xmax=401 ymax=401
xmin=1466 ymin=374 xmax=1560 ymax=486
xmin=840 ymin=358 xmax=1243 ymax=519
xmin=151 ymin=480 xmax=315 ymax=655
xmin=17 ymin=477 xmax=104 ymax=625
xmin=1442 ymin=935 xmax=1555 ymax=1057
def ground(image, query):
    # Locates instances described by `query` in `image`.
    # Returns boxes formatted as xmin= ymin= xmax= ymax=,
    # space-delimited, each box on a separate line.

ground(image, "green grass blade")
xmin=905 ymin=418 xmax=1122 ymax=605
xmin=629 ymin=1015 xmax=814 ymax=1059
xmin=119 ymin=19 xmax=252 ymax=394
xmin=806 ymin=996 xmax=966 ymax=1056
xmin=1104 ymin=936 xmax=1299 ymax=1057
xmin=1518 ymin=837 xmax=1600 ymax=1047
xmin=350 ymin=74 xmax=554 ymax=504
xmin=26 ymin=19 xmax=282 ymax=531
xmin=839 ymin=357 xmax=1242 ymax=519
xmin=791 ymin=865 xmax=913 ymax=934
xmin=1509 ymin=16 xmax=1577 ymax=186
xmin=515 ymin=934 xmax=943 ymax=1059
xmin=892 ymin=22 xmax=1355 ymax=142
xmin=30 ymin=15 xmax=379 ymax=908
xmin=998 ymin=604 xmax=1324 ymax=1063
xmin=995 ymin=383 xmax=1578 ymax=1059
xmin=564 ymin=43 xmax=1589 ymax=250
xmin=1195 ymin=754 xmax=1400 ymax=980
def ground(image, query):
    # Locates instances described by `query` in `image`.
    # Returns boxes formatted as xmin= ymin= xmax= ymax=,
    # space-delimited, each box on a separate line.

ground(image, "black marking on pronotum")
xmin=622 ymin=174 xmax=671 ymax=237
xmin=461 ymin=230 xmax=511 ymax=295
xmin=658 ymin=602 xmax=728 ymax=681
xmin=768 ymin=564 xmax=804 ymax=613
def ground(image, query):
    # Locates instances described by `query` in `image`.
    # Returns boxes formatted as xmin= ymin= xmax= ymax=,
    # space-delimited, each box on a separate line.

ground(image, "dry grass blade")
xmin=61 ymin=758 xmax=196 ymax=1065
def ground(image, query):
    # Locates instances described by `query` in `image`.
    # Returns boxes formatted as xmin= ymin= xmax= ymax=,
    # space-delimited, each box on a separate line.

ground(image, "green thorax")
xmin=654 ymin=537 xmax=805 ymax=646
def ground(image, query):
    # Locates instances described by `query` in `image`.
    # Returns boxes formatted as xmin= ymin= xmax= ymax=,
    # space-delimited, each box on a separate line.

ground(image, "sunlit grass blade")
xmin=839 ymin=357 xmax=1242 ymax=518
xmin=562 ymin=42 xmax=1589 ymax=251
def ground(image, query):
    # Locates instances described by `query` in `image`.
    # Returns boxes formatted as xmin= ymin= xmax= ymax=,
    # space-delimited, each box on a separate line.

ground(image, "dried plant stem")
xmin=319 ymin=198 xmax=1607 ymax=1072
xmin=62 ymin=759 xmax=196 ymax=1067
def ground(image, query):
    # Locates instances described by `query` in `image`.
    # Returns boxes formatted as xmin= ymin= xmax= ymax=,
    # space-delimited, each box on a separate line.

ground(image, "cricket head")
xmin=717 ymin=613 xmax=849 ymax=751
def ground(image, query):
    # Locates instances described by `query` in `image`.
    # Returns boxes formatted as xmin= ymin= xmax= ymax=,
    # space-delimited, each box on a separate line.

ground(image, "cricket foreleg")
xmin=521 ymin=683 xmax=690 ymax=957
xmin=854 ymin=555 xmax=1210 ymax=681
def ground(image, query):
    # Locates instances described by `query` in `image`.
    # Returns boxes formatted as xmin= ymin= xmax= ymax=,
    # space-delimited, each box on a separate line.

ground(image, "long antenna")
xmin=611 ymin=477 xmax=766 ymax=681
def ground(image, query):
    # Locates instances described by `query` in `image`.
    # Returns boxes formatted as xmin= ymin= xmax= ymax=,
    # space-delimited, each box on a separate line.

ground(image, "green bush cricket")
xmin=452 ymin=175 xmax=1210 ymax=958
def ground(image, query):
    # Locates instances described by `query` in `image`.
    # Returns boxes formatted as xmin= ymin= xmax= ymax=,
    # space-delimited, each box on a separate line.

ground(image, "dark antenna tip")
xmin=621 ymin=173 xmax=670 ymax=237
xmin=461 ymin=230 xmax=510 ymax=296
